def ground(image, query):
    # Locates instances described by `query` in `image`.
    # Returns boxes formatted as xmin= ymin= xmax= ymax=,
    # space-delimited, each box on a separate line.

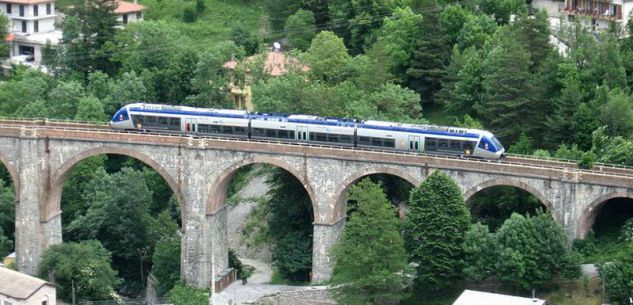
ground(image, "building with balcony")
xmin=114 ymin=0 xmax=145 ymax=26
xmin=559 ymin=0 xmax=631 ymax=32
xmin=1 ymin=0 xmax=61 ymax=67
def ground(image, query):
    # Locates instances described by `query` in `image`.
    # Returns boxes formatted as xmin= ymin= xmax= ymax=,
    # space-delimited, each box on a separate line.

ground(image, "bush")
xmin=182 ymin=6 xmax=197 ymax=23
xmin=169 ymin=283 xmax=209 ymax=305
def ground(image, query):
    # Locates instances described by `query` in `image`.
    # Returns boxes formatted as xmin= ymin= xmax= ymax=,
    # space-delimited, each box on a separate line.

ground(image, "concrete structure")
xmin=542 ymin=0 xmax=633 ymax=33
xmin=453 ymin=290 xmax=547 ymax=305
xmin=0 ymin=122 xmax=633 ymax=291
xmin=0 ymin=0 xmax=61 ymax=67
xmin=0 ymin=267 xmax=56 ymax=305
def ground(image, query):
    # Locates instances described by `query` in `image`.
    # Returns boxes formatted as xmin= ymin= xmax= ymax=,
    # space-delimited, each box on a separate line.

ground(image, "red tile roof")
xmin=223 ymin=52 xmax=309 ymax=77
xmin=114 ymin=0 xmax=145 ymax=14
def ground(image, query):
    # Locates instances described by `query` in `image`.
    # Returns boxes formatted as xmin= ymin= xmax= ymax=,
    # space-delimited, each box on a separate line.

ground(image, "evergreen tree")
xmin=0 ymin=15 xmax=10 ymax=59
xmin=284 ymin=9 xmax=316 ymax=51
xmin=510 ymin=11 xmax=553 ymax=71
xmin=441 ymin=47 xmax=484 ymax=117
xmin=265 ymin=168 xmax=313 ymax=282
xmin=546 ymin=62 xmax=584 ymax=146
xmin=60 ymin=0 xmax=119 ymax=80
xmin=477 ymin=33 xmax=535 ymax=143
xmin=330 ymin=179 xmax=413 ymax=304
xmin=406 ymin=0 xmax=448 ymax=105
xmin=462 ymin=223 xmax=496 ymax=282
xmin=402 ymin=170 xmax=470 ymax=291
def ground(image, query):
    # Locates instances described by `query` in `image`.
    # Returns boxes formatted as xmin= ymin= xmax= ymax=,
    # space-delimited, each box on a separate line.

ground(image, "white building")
xmin=558 ymin=0 xmax=633 ymax=33
xmin=0 ymin=267 xmax=56 ymax=305
xmin=114 ymin=0 xmax=145 ymax=26
xmin=453 ymin=290 xmax=548 ymax=305
xmin=0 ymin=0 xmax=62 ymax=66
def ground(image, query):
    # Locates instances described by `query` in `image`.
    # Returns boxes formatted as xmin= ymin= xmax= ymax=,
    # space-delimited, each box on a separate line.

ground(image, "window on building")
xmin=34 ymin=20 xmax=38 ymax=32
xmin=136 ymin=12 xmax=142 ymax=19
xmin=122 ymin=14 xmax=128 ymax=24
xmin=42 ymin=301 xmax=47 ymax=305
xmin=46 ymin=3 xmax=51 ymax=14
xmin=19 ymin=4 xmax=24 ymax=16
xmin=21 ymin=20 xmax=27 ymax=32
xmin=7 ymin=3 xmax=11 ymax=14
xmin=33 ymin=4 xmax=38 ymax=16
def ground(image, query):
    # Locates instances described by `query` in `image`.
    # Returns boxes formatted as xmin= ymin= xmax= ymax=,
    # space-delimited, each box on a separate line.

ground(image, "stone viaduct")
xmin=1 ymin=123 xmax=632 ymax=290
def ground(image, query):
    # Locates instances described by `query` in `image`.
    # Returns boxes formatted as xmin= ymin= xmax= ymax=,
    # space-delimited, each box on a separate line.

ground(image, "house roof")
xmin=114 ymin=0 xmax=145 ymax=14
xmin=0 ymin=267 xmax=53 ymax=300
xmin=453 ymin=290 xmax=547 ymax=305
xmin=223 ymin=51 xmax=309 ymax=77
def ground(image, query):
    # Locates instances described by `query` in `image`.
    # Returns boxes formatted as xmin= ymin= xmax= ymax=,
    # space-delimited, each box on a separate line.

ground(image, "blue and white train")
xmin=110 ymin=103 xmax=505 ymax=159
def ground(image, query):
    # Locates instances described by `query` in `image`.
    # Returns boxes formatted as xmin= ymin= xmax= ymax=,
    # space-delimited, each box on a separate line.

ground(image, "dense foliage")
xmin=402 ymin=170 xmax=470 ymax=291
xmin=168 ymin=283 xmax=210 ymax=305
xmin=37 ymin=241 xmax=121 ymax=301
xmin=330 ymin=179 xmax=413 ymax=304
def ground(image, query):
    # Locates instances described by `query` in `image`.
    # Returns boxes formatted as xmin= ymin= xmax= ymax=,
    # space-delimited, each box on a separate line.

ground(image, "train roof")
xmin=250 ymin=113 xmax=356 ymax=127
xmin=359 ymin=120 xmax=490 ymax=139
xmin=126 ymin=103 xmax=249 ymax=118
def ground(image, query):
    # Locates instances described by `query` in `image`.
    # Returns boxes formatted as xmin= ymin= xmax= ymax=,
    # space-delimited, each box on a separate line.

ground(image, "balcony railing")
xmin=559 ymin=6 xmax=622 ymax=20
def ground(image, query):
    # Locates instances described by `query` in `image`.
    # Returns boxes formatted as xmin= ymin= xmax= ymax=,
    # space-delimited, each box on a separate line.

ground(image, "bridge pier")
xmin=311 ymin=218 xmax=345 ymax=284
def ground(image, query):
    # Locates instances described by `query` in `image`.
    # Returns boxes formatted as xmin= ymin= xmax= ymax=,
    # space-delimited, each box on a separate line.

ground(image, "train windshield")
xmin=112 ymin=108 xmax=129 ymax=122
xmin=491 ymin=136 xmax=504 ymax=151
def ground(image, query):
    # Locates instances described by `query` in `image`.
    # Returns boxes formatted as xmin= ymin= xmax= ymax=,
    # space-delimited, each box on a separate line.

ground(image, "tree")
xmin=151 ymin=233 xmax=181 ymax=296
xmin=37 ymin=240 xmax=121 ymax=301
xmin=373 ymin=7 xmax=424 ymax=82
xmin=495 ymin=213 xmax=580 ymax=290
xmin=600 ymin=89 xmax=633 ymax=137
xmin=330 ymin=179 xmax=413 ymax=304
xmin=546 ymin=62 xmax=584 ymax=147
xmin=48 ymin=80 xmax=86 ymax=119
xmin=168 ymin=283 xmax=209 ymax=305
xmin=477 ymin=32 xmax=535 ymax=143
xmin=406 ymin=0 xmax=448 ymax=105
xmin=307 ymin=31 xmax=350 ymax=83
xmin=0 ymin=15 xmax=9 ymax=59
xmin=59 ymin=0 xmax=119 ymax=79
xmin=510 ymin=11 xmax=553 ymax=71
xmin=328 ymin=0 xmax=396 ymax=54
xmin=402 ymin=170 xmax=470 ymax=291
xmin=462 ymin=223 xmax=497 ymax=282
xmin=75 ymin=96 xmax=106 ymax=121
xmin=0 ymin=178 xmax=15 ymax=245
xmin=265 ymin=168 xmax=313 ymax=282
xmin=284 ymin=9 xmax=316 ymax=51
xmin=507 ymin=132 xmax=534 ymax=155
xmin=441 ymin=47 xmax=485 ymax=116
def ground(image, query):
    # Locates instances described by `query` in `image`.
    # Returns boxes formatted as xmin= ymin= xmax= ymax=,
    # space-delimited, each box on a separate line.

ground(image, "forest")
xmin=3 ymin=0 xmax=633 ymax=303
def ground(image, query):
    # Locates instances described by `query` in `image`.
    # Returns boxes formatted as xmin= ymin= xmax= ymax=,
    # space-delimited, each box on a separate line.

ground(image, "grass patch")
xmin=139 ymin=0 xmax=264 ymax=42
xmin=542 ymin=277 xmax=603 ymax=305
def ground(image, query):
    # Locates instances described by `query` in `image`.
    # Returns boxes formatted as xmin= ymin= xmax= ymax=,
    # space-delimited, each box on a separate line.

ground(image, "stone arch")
xmin=206 ymin=156 xmax=316 ymax=218
xmin=577 ymin=191 xmax=633 ymax=239
xmin=45 ymin=146 xmax=185 ymax=224
xmin=463 ymin=178 xmax=552 ymax=211
xmin=0 ymin=152 xmax=19 ymax=198
xmin=330 ymin=167 xmax=421 ymax=224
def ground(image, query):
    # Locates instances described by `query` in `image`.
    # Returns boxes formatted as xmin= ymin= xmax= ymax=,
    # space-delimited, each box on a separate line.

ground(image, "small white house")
xmin=0 ymin=267 xmax=56 ymax=305
xmin=453 ymin=290 xmax=548 ymax=305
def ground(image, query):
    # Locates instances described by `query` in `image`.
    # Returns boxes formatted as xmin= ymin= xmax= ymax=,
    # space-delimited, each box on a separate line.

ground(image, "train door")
xmin=296 ymin=126 xmax=308 ymax=142
xmin=185 ymin=118 xmax=197 ymax=133
xmin=408 ymin=135 xmax=421 ymax=152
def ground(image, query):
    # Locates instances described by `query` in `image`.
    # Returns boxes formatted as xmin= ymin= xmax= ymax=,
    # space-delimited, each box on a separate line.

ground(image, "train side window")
xmin=328 ymin=135 xmax=339 ymax=143
xmin=159 ymin=117 xmax=168 ymax=125
xmin=198 ymin=124 xmax=209 ymax=133
xmin=371 ymin=138 xmax=382 ymax=146
xmin=170 ymin=118 xmax=180 ymax=126
xmin=253 ymin=128 xmax=264 ymax=136
xmin=438 ymin=139 xmax=449 ymax=149
xmin=384 ymin=139 xmax=395 ymax=148
xmin=309 ymin=133 xmax=316 ymax=141
xmin=358 ymin=136 xmax=370 ymax=145
xmin=340 ymin=135 xmax=352 ymax=143
xmin=210 ymin=125 xmax=222 ymax=133
xmin=450 ymin=141 xmax=462 ymax=150
xmin=288 ymin=131 xmax=295 ymax=139
xmin=147 ymin=116 xmax=156 ymax=124
xmin=315 ymin=133 xmax=327 ymax=142
xmin=235 ymin=127 xmax=246 ymax=134
xmin=265 ymin=129 xmax=276 ymax=138
xmin=278 ymin=130 xmax=289 ymax=138
xmin=222 ymin=126 xmax=234 ymax=134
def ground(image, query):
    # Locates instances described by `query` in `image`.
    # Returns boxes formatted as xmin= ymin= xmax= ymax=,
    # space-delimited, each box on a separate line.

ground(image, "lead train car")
xmin=110 ymin=103 xmax=505 ymax=159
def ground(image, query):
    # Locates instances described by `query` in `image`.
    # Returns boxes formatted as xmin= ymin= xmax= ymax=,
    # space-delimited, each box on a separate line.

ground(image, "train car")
xmin=110 ymin=103 xmax=250 ymax=137
xmin=110 ymin=103 xmax=505 ymax=159
xmin=357 ymin=120 xmax=505 ymax=159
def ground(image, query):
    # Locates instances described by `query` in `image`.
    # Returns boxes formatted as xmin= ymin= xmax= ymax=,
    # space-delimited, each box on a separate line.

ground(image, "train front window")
xmin=492 ymin=136 xmax=504 ymax=151
xmin=112 ymin=109 xmax=129 ymax=122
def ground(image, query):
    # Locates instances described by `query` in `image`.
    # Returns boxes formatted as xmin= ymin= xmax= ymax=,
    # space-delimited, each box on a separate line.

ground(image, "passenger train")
xmin=110 ymin=103 xmax=505 ymax=159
